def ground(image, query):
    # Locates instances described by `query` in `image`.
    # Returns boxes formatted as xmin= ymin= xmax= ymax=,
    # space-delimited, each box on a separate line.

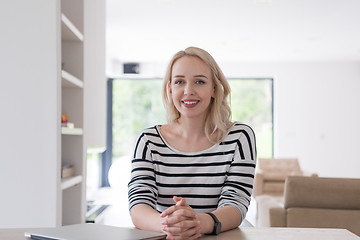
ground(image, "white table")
xmin=1 ymin=226 xmax=359 ymax=240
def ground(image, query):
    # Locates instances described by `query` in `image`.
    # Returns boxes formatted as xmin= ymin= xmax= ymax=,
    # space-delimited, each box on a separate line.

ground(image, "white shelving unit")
xmin=61 ymin=13 xmax=84 ymax=41
xmin=60 ymin=0 xmax=85 ymax=226
xmin=1 ymin=0 xmax=105 ymax=228
xmin=62 ymin=70 xmax=84 ymax=88
xmin=61 ymin=127 xmax=84 ymax=135
xmin=61 ymin=175 xmax=83 ymax=190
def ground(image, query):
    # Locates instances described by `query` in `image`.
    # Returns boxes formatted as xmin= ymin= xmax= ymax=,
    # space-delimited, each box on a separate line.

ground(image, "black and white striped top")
xmin=128 ymin=122 xmax=256 ymax=221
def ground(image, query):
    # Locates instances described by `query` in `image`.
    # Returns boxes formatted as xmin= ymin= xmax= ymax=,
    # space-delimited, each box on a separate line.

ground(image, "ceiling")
xmin=106 ymin=0 xmax=360 ymax=64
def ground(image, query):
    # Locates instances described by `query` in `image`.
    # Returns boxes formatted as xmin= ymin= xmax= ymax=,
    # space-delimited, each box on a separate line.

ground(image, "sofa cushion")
xmin=263 ymin=182 xmax=285 ymax=194
xmin=256 ymin=195 xmax=283 ymax=227
xmin=284 ymin=176 xmax=360 ymax=209
xmin=287 ymin=208 xmax=360 ymax=236
xmin=262 ymin=172 xmax=297 ymax=180
xmin=269 ymin=207 xmax=286 ymax=227
xmin=258 ymin=158 xmax=302 ymax=178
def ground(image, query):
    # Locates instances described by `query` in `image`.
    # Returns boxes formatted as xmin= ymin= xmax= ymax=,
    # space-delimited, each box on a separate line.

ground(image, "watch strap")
xmin=206 ymin=212 xmax=221 ymax=235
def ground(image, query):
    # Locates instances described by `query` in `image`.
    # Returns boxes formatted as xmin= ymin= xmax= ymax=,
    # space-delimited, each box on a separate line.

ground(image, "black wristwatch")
xmin=206 ymin=212 xmax=222 ymax=235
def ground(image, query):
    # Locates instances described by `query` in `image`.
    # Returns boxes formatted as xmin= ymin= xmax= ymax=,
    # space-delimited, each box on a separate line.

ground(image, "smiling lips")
xmin=182 ymin=99 xmax=200 ymax=108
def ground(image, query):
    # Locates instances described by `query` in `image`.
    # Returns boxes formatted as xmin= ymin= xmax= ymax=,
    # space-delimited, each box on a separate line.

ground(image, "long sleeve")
xmin=128 ymin=129 xmax=158 ymax=211
xmin=218 ymin=123 xmax=257 ymax=221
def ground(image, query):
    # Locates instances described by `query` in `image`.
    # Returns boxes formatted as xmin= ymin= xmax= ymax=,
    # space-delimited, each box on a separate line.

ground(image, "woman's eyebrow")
xmin=173 ymin=75 xmax=185 ymax=78
xmin=194 ymin=74 xmax=208 ymax=79
xmin=173 ymin=74 xmax=208 ymax=78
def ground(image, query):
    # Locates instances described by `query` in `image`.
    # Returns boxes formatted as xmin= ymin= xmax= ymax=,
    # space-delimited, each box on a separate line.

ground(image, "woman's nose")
xmin=184 ymin=83 xmax=194 ymax=95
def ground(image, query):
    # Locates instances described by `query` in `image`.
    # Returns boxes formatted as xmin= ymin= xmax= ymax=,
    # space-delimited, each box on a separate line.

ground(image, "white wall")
xmin=0 ymin=0 xmax=60 ymax=227
xmin=124 ymin=60 xmax=360 ymax=179
xmin=221 ymin=61 xmax=360 ymax=178
xmin=84 ymin=0 xmax=106 ymax=149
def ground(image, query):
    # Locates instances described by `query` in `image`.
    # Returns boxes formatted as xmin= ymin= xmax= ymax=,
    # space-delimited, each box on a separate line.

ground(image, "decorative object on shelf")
xmin=61 ymin=113 xmax=75 ymax=128
xmin=61 ymin=163 xmax=75 ymax=178
xmin=61 ymin=113 xmax=68 ymax=125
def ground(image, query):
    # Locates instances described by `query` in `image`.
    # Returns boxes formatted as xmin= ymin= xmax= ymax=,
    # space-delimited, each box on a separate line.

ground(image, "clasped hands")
xmin=160 ymin=196 xmax=202 ymax=240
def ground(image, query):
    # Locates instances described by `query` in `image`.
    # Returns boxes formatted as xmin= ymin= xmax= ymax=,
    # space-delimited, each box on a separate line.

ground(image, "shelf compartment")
xmin=61 ymin=175 xmax=82 ymax=190
xmin=62 ymin=70 xmax=83 ymax=88
xmin=61 ymin=127 xmax=83 ymax=135
xmin=61 ymin=13 xmax=84 ymax=42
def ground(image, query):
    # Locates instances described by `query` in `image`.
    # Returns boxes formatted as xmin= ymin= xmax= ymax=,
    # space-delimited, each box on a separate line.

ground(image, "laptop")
xmin=25 ymin=223 xmax=166 ymax=240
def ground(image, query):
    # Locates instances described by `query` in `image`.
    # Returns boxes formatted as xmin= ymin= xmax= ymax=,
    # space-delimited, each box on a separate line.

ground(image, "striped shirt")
xmin=128 ymin=122 xmax=257 ymax=221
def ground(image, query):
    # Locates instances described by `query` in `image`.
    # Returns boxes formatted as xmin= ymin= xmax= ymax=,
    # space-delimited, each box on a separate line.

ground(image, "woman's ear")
xmin=168 ymin=82 xmax=172 ymax=94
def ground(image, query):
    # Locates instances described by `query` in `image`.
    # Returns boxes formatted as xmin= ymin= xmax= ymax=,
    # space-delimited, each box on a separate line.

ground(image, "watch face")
xmin=215 ymin=222 xmax=222 ymax=234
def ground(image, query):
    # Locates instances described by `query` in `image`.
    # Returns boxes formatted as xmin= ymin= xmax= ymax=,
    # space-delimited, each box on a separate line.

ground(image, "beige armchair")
xmin=269 ymin=176 xmax=360 ymax=236
xmin=254 ymin=158 xmax=306 ymax=197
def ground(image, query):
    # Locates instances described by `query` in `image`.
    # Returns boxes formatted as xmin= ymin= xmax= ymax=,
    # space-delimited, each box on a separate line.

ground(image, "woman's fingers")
xmin=173 ymin=196 xmax=182 ymax=203
xmin=160 ymin=205 xmax=195 ymax=218
xmin=160 ymin=205 xmax=177 ymax=217
xmin=174 ymin=196 xmax=190 ymax=208
xmin=161 ymin=197 xmax=201 ymax=240
xmin=173 ymin=196 xmax=186 ymax=206
xmin=163 ymin=221 xmax=201 ymax=240
xmin=161 ymin=196 xmax=187 ymax=217
xmin=161 ymin=196 xmax=192 ymax=218
xmin=164 ymin=219 xmax=200 ymax=231
xmin=162 ymin=209 xmax=197 ymax=224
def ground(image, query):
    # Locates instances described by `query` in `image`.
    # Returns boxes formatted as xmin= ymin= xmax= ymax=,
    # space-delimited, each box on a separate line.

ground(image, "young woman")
xmin=128 ymin=47 xmax=256 ymax=240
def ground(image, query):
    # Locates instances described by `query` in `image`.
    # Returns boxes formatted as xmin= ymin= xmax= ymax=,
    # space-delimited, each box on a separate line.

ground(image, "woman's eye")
xmin=174 ymin=80 xmax=184 ymax=85
xmin=196 ymin=80 xmax=205 ymax=85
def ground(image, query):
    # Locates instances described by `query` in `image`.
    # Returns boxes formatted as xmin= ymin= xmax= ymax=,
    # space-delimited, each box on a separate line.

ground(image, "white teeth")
xmin=183 ymin=101 xmax=198 ymax=104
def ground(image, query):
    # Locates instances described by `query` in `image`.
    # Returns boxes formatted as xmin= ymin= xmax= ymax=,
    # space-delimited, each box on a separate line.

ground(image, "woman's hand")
xmin=160 ymin=196 xmax=202 ymax=240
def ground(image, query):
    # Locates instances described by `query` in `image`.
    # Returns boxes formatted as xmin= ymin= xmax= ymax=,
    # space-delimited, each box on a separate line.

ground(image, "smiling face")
xmin=169 ymin=56 xmax=215 ymax=121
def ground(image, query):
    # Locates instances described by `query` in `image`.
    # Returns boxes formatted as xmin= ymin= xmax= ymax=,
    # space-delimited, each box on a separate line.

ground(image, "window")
xmin=101 ymin=77 xmax=273 ymax=188
xmin=112 ymin=79 xmax=166 ymax=161
xmin=112 ymin=77 xmax=272 ymax=160
xmin=228 ymin=78 xmax=273 ymax=157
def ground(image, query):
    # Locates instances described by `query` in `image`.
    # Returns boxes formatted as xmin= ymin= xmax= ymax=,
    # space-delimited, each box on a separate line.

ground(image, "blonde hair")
xmin=162 ymin=47 xmax=232 ymax=143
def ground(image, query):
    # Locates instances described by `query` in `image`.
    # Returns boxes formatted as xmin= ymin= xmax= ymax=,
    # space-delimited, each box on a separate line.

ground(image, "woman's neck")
xmin=175 ymin=117 xmax=206 ymax=141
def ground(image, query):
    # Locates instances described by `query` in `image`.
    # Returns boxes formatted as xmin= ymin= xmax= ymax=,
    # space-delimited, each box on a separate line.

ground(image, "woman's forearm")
xmin=215 ymin=206 xmax=242 ymax=232
xmin=130 ymin=204 xmax=163 ymax=232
